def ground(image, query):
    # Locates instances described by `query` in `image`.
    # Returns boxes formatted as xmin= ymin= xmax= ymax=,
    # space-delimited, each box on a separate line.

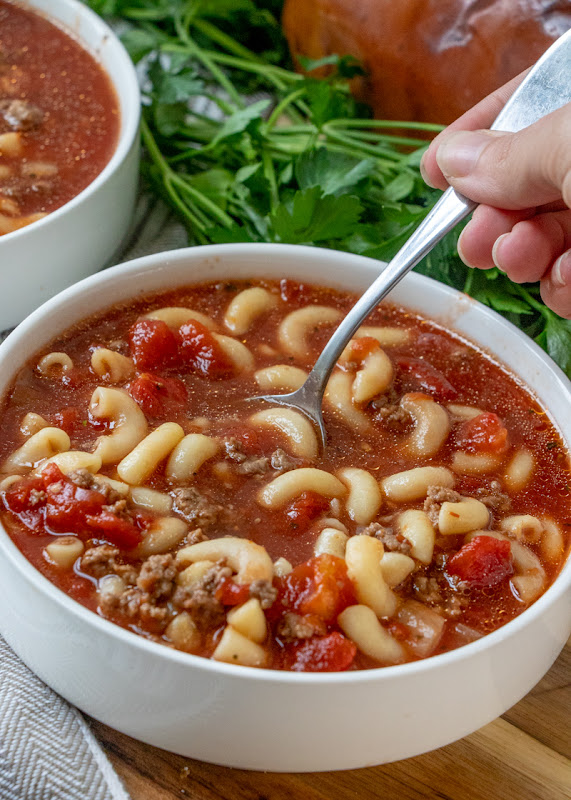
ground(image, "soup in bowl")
xmin=0 ymin=243 xmax=568 ymax=771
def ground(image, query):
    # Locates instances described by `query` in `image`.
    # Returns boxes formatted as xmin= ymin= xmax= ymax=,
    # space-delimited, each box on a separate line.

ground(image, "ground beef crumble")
xmin=171 ymin=487 xmax=223 ymax=529
xmin=80 ymin=544 xmax=137 ymax=584
xmin=102 ymin=587 xmax=170 ymax=629
xmin=371 ymin=389 xmax=412 ymax=432
xmin=249 ymin=579 xmax=277 ymax=609
xmin=184 ymin=527 xmax=209 ymax=546
xmin=172 ymin=560 xmax=231 ymax=629
xmin=237 ymin=456 xmax=269 ymax=476
xmin=224 ymin=438 xmax=297 ymax=475
xmin=28 ymin=489 xmax=46 ymax=506
xmin=0 ymin=98 xmax=44 ymax=131
xmin=276 ymin=612 xmax=327 ymax=641
xmin=68 ymin=469 xmax=124 ymax=506
xmin=102 ymin=498 xmax=130 ymax=519
xmin=413 ymin=573 xmax=468 ymax=619
xmin=375 ymin=405 xmax=412 ymax=431
xmin=270 ymin=448 xmax=296 ymax=472
xmin=136 ymin=554 xmax=177 ymax=601
xmin=475 ymin=480 xmax=511 ymax=513
xmin=423 ymin=486 xmax=462 ymax=526
xmin=361 ymin=522 xmax=412 ymax=555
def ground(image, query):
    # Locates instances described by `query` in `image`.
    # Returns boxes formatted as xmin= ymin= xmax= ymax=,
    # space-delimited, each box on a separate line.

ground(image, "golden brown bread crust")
xmin=282 ymin=0 xmax=571 ymax=124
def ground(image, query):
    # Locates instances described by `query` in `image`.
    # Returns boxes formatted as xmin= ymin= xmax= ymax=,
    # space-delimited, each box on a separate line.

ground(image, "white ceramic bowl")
xmin=0 ymin=244 xmax=569 ymax=772
xmin=0 ymin=0 xmax=140 ymax=329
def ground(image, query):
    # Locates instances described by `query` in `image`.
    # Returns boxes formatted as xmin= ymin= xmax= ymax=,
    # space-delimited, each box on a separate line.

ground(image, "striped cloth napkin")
xmin=0 ymin=195 xmax=187 ymax=800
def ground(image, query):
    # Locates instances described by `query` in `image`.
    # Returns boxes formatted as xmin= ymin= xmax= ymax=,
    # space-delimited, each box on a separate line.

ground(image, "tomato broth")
xmin=0 ymin=0 xmax=120 ymax=234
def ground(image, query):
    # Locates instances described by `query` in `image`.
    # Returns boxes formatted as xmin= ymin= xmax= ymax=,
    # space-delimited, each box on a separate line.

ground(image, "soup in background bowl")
xmin=0 ymin=243 xmax=568 ymax=771
xmin=0 ymin=0 xmax=140 ymax=327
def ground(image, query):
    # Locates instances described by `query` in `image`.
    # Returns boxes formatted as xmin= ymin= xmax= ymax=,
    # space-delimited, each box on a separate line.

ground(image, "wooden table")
xmin=89 ymin=636 xmax=570 ymax=800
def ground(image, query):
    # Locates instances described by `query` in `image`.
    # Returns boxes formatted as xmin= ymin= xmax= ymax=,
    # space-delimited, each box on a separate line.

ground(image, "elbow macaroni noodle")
xmin=278 ymin=305 xmax=342 ymax=358
xmin=166 ymin=434 xmax=220 ymax=483
xmin=91 ymin=348 xmax=135 ymax=383
xmin=258 ymin=468 xmax=346 ymax=509
xmin=224 ymin=287 xmax=278 ymax=335
xmin=90 ymin=387 xmax=148 ymax=464
xmin=249 ymin=408 xmax=318 ymax=460
xmin=117 ymin=422 xmax=185 ymax=485
xmin=401 ymin=393 xmax=450 ymax=458
xmin=3 ymin=427 xmax=70 ymax=472
xmin=144 ymin=306 xmax=217 ymax=330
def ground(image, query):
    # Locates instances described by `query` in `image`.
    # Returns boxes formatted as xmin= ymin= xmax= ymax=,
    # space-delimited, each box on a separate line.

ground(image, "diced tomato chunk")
xmin=279 ymin=554 xmax=356 ymax=622
xmin=3 ymin=474 xmax=46 ymax=514
xmin=350 ymin=336 xmax=380 ymax=360
xmin=396 ymin=356 xmax=457 ymax=400
xmin=178 ymin=320 xmax=233 ymax=379
xmin=289 ymin=632 xmax=357 ymax=672
xmin=129 ymin=319 xmax=179 ymax=370
xmin=53 ymin=407 xmax=82 ymax=434
xmin=216 ymin=578 xmax=251 ymax=606
xmin=45 ymin=478 xmax=107 ymax=533
xmin=129 ymin=372 xmax=187 ymax=417
xmin=3 ymin=474 xmax=46 ymax=529
xmin=2 ymin=464 xmax=142 ymax=549
xmin=84 ymin=509 xmax=142 ymax=550
xmin=285 ymin=491 xmax=330 ymax=532
xmin=455 ymin=412 xmax=508 ymax=454
xmin=447 ymin=535 xmax=513 ymax=588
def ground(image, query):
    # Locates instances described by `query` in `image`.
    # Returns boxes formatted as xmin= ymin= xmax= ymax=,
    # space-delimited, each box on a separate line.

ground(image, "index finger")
xmin=421 ymin=69 xmax=529 ymax=190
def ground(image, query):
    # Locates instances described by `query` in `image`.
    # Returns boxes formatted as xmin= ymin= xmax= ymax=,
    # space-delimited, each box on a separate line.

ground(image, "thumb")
xmin=435 ymin=103 xmax=571 ymax=210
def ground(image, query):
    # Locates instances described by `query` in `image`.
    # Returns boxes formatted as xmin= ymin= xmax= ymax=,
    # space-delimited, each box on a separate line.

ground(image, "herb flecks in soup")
xmin=0 ymin=280 xmax=569 ymax=671
xmin=0 ymin=0 xmax=120 ymax=235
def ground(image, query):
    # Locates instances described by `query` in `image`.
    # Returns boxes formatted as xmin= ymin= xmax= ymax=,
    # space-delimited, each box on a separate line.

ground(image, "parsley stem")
xmin=322 ymin=124 xmax=404 ymax=162
xmin=163 ymin=175 xmax=206 ymax=235
xmin=338 ymin=130 xmax=431 ymax=148
xmin=202 ymin=50 xmax=301 ymax=87
xmin=518 ymin=285 xmax=551 ymax=317
xmin=265 ymin=88 xmax=307 ymax=133
xmin=170 ymin=22 xmax=245 ymax=109
xmin=140 ymin=117 xmax=169 ymax=177
xmin=191 ymin=18 xmax=265 ymax=65
xmin=262 ymin=150 xmax=279 ymax=211
xmin=170 ymin=175 xmax=234 ymax=228
xmin=327 ymin=118 xmax=444 ymax=133
xmin=463 ymin=268 xmax=475 ymax=295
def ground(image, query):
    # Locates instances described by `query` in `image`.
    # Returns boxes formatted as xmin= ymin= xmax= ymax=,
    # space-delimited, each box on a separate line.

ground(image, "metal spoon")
xmin=254 ymin=29 xmax=571 ymax=446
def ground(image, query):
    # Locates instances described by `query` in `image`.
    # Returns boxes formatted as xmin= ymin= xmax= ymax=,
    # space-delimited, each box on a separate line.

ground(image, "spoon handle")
xmin=306 ymin=27 xmax=571 ymax=398
xmin=305 ymin=188 xmax=474 ymax=397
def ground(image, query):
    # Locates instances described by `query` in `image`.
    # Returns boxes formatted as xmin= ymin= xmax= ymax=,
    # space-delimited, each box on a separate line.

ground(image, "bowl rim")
xmin=1 ymin=241 xmax=570 ymax=685
xmin=0 ymin=0 xmax=141 ymax=244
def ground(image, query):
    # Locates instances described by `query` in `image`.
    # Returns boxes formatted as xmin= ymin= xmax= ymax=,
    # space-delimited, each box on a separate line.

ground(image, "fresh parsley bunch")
xmin=89 ymin=0 xmax=571 ymax=378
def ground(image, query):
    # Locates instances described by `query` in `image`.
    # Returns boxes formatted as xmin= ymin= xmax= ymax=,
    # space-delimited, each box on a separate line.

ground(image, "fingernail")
xmin=551 ymin=251 xmax=571 ymax=288
xmin=492 ymin=233 xmax=510 ymax=271
xmin=436 ymin=131 xmax=495 ymax=178
xmin=456 ymin=228 xmax=471 ymax=266
xmin=419 ymin=154 xmax=436 ymax=188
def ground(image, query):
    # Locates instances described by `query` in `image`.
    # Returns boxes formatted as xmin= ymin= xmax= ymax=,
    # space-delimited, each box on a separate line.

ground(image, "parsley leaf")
xmin=542 ymin=312 xmax=571 ymax=376
xmin=211 ymin=99 xmax=271 ymax=145
xmin=295 ymin=150 xmax=375 ymax=195
xmin=271 ymin=188 xmax=362 ymax=243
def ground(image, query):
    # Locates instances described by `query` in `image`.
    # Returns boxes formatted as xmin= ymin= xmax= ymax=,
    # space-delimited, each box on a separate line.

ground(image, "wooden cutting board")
xmin=88 ymin=636 xmax=570 ymax=800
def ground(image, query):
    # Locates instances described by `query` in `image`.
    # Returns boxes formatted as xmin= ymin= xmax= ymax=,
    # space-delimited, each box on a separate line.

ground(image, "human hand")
xmin=420 ymin=71 xmax=571 ymax=318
